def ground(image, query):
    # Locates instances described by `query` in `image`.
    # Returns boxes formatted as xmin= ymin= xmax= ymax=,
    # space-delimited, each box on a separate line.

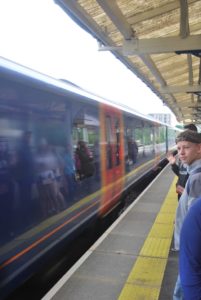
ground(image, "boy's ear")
xmin=198 ymin=144 xmax=201 ymax=153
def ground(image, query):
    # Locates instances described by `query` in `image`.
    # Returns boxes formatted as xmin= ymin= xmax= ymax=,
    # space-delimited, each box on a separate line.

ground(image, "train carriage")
xmin=0 ymin=57 xmax=179 ymax=299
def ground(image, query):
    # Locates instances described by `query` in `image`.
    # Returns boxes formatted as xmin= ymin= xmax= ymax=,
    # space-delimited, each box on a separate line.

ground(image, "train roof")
xmin=0 ymin=56 xmax=174 ymax=128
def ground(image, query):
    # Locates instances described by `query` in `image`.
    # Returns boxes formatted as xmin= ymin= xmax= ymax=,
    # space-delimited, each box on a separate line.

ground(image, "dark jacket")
xmin=171 ymin=160 xmax=189 ymax=199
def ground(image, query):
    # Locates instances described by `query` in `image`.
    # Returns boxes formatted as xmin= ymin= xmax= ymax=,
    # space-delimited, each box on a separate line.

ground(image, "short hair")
xmin=176 ymin=130 xmax=201 ymax=144
xmin=184 ymin=124 xmax=197 ymax=132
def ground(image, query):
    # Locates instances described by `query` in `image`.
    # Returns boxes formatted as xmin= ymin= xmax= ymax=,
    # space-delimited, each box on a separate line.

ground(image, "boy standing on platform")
xmin=173 ymin=130 xmax=201 ymax=300
xmin=166 ymin=123 xmax=197 ymax=200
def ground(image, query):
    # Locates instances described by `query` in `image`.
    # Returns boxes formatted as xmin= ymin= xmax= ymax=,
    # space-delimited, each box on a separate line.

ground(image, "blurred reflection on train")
xmin=0 ymin=58 xmax=179 ymax=299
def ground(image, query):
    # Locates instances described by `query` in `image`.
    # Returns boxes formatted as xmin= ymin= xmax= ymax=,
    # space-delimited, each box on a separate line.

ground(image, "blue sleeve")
xmin=179 ymin=199 xmax=201 ymax=299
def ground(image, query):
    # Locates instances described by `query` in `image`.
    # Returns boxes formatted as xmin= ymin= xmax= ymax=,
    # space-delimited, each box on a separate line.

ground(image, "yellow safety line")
xmin=118 ymin=177 xmax=178 ymax=300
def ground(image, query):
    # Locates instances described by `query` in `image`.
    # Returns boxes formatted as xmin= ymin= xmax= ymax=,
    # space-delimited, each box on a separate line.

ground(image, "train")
xmin=0 ymin=57 xmax=179 ymax=299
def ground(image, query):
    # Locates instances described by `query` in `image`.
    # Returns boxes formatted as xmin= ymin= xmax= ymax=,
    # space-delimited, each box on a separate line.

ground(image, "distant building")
xmin=148 ymin=113 xmax=171 ymax=125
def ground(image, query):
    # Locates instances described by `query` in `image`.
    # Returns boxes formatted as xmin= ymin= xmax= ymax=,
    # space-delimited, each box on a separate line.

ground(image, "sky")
xmin=0 ymin=0 xmax=177 ymax=125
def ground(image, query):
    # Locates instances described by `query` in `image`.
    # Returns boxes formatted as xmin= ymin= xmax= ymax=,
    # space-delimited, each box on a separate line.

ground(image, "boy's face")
xmin=177 ymin=141 xmax=201 ymax=165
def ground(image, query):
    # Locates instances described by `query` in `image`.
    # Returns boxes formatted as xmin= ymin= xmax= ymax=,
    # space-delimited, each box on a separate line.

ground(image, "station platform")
xmin=42 ymin=165 xmax=179 ymax=300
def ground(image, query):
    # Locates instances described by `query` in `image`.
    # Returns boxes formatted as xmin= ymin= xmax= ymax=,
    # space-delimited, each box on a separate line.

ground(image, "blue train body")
xmin=0 ymin=58 xmax=178 ymax=298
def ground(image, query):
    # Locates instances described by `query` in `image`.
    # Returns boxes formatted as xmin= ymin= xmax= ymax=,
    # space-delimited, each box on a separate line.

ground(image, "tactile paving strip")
xmin=118 ymin=177 xmax=177 ymax=300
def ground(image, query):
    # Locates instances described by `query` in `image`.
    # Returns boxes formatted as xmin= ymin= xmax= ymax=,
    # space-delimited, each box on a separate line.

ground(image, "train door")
xmin=99 ymin=104 xmax=125 ymax=216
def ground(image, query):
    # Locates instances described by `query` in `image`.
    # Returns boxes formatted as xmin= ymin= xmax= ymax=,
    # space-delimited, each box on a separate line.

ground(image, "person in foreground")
xmin=173 ymin=130 xmax=201 ymax=300
xmin=179 ymin=197 xmax=201 ymax=300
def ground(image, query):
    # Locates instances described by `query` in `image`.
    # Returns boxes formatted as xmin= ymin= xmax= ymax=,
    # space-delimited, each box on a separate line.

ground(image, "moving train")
xmin=0 ymin=57 xmax=179 ymax=298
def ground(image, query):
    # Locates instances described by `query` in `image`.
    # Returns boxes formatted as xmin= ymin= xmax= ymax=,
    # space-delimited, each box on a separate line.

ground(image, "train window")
xmin=73 ymin=126 xmax=97 ymax=180
xmin=155 ymin=125 xmax=166 ymax=144
xmin=135 ymin=125 xmax=144 ymax=147
xmin=143 ymin=122 xmax=154 ymax=156
xmin=168 ymin=127 xmax=177 ymax=149
xmin=160 ymin=126 xmax=166 ymax=143
xmin=124 ymin=116 xmax=140 ymax=167
xmin=153 ymin=124 xmax=167 ymax=154
xmin=114 ymin=117 xmax=120 ymax=166
xmin=105 ymin=116 xmax=113 ymax=169
xmin=73 ymin=127 xmax=88 ymax=143
xmin=143 ymin=125 xmax=152 ymax=145
xmin=72 ymin=106 xmax=99 ymax=180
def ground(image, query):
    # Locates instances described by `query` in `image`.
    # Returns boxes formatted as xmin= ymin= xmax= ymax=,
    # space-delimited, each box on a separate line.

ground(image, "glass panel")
xmin=73 ymin=107 xmax=99 ymax=180
xmin=143 ymin=122 xmax=154 ymax=157
xmin=114 ymin=117 xmax=120 ymax=166
xmin=105 ymin=116 xmax=113 ymax=169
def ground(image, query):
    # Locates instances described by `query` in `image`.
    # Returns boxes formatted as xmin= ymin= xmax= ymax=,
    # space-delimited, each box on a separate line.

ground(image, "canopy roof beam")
xmin=99 ymin=35 xmax=201 ymax=55
xmin=96 ymin=0 xmax=135 ymax=40
xmin=160 ymin=85 xmax=201 ymax=94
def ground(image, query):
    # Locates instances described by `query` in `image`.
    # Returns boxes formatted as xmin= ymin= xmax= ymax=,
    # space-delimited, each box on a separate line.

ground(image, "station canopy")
xmin=55 ymin=0 xmax=201 ymax=125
